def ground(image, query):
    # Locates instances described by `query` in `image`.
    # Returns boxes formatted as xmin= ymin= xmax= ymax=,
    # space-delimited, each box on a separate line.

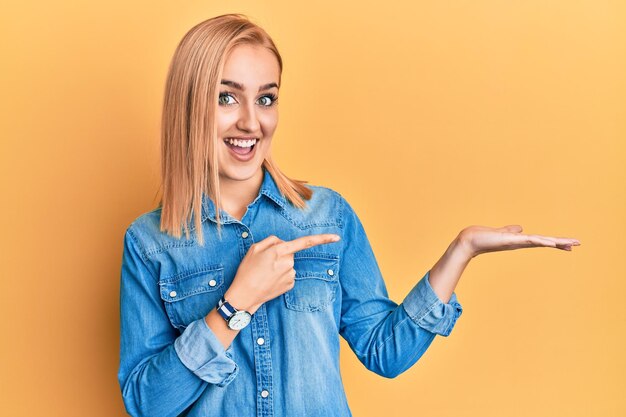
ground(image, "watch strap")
xmin=217 ymin=296 xmax=237 ymax=321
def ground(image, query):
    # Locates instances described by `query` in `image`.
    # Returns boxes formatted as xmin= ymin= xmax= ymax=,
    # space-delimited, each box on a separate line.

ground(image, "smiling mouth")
xmin=223 ymin=137 xmax=258 ymax=155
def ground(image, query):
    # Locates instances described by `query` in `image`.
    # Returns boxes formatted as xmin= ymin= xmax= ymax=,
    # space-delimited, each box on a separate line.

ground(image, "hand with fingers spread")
xmin=224 ymin=233 xmax=341 ymax=314
xmin=457 ymin=224 xmax=581 ymax=259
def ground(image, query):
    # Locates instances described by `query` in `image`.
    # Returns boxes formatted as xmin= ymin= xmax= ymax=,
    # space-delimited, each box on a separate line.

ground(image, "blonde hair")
xmin=155 ymin=13 xmax=312 ymax=246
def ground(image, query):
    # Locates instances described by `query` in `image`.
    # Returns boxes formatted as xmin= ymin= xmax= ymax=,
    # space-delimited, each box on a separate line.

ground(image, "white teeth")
xmin=225 ymin=138 xmax=258 ymax=148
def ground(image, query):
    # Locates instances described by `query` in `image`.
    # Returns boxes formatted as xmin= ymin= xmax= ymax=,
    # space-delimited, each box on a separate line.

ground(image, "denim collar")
xmin=199 ymin=167 xmax=288 ymax=226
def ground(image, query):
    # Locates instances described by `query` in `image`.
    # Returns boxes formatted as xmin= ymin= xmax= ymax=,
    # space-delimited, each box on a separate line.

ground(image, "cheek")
xmin=259 ymin=112 xmax=279 ymax=135
xmin=215 ymin=111 xmax=237 ymax=135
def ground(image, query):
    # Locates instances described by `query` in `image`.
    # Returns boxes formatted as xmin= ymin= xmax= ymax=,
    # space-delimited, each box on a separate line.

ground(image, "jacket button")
xmin=169 ymin=291 xmax=177 ymax=298
xmin=208 ymin=279 xmax=217 ymax=287
xmin=257 ymin=337 xmax=265 ymax=345
xmin=327 ymin=269 xmax=334 ymax=276
xmin=261 ymin=390 xmax=269 ymax=398
xmin=241 ymin=231 xmax=249 ymax=238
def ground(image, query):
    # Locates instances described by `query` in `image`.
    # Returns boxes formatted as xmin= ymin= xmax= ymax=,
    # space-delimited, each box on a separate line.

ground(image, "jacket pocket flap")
xmin=293 ymin=252 xmax=339 ymax=282
xmin=159 ymin=264 xmax=224 ymax=302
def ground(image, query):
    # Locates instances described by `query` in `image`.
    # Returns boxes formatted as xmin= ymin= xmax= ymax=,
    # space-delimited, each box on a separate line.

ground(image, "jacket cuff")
xmin=174 ymin=317 xmax=239 ymax=387
xmin=401 ymin=270 xmax=463 ymax=337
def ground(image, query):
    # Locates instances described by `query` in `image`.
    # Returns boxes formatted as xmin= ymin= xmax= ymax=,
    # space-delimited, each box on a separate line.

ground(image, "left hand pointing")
xmin=458 ymin=225 xmax=581 ymax=259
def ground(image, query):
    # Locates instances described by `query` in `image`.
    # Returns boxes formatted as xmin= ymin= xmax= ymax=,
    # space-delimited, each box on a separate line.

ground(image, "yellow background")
xmin=1 ymin=1 xmax=624 ymax=416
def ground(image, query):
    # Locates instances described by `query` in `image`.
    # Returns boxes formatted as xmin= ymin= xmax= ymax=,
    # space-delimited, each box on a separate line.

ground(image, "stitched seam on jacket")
xmin=127 ymin=227 xmax=159 ymax=283
xmin=370 ymin=314 xmax=414 ymax=356
xmin=405 ymin=299 xmax=438 ymax=323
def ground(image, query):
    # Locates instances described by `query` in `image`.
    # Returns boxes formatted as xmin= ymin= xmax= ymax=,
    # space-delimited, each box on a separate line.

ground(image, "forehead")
xmin=222 ymin=44 xmax=280 ymax=87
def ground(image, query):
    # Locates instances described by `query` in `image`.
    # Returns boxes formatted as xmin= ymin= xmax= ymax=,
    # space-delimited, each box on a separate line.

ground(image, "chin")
xmin=218 ymin=163 xmax=263 ymax=181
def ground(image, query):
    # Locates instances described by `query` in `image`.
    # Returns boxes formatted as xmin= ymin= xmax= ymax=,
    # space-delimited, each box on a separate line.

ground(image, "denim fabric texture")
xmin=118 ymin=167 xmax=463 ymax=417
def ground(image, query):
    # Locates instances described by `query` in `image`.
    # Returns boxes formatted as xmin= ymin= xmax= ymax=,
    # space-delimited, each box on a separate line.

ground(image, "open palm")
xmin=459 ymin=225 xmax=581 ymax=259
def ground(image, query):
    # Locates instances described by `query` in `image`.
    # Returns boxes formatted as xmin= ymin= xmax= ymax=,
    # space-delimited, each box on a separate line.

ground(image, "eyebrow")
xmin=220 ymin=79 xmax=279 ymax=92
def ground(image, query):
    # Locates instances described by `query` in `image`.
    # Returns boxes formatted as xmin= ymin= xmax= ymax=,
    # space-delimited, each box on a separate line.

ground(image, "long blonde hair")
xmin=155 ymin=13 xmax=312 ymax=246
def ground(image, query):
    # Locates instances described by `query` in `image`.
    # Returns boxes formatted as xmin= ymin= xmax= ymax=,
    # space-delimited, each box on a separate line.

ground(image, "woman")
xmin=118 ymin=13 xmax=580 ymax=417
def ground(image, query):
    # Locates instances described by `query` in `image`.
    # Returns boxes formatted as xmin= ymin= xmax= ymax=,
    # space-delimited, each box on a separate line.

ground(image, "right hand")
xmin=225 ymin=233 xmax=341 ymax=313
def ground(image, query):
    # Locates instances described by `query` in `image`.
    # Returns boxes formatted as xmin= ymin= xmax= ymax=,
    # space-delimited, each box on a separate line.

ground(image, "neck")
xmin=216 ymin=168 xmax=264 ymax=219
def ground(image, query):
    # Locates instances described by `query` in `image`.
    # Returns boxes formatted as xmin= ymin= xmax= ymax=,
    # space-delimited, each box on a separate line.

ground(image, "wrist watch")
xmin=216 ymin=296 xmax=252 ymax=331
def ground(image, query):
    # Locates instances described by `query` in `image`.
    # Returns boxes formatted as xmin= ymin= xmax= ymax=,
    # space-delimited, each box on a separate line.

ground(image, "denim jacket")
xmin=118 ymin=167 xmax=463 ymax=417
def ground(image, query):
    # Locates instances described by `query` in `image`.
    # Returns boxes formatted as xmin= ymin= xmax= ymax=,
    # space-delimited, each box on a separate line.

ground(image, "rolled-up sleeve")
xmin=336 ymin=194 xmax=463 ymax=379
xmin=402 ymin=270 xmax=463 ymax=337
xmin=174 ymin=318 xmax=239 ymax=386
xmin=118 ymin=227 xmax=238 ymax=417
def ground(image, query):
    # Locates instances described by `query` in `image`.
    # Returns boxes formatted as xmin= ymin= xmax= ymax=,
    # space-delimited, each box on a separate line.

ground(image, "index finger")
xmin=277 ymin=234 xmax=341 ymax=255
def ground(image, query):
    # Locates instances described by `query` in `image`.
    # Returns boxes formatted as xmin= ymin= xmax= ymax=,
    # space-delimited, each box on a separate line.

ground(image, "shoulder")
xmin=303 ymin=183 xmax=342 ymax=210
xmin=123 ymin=205 xmax=195 ymax=256
xmin=308 ymin=183 xmax=358 ymax=213
xmin=283 ymin=183 xmax=354 ymax=230
xmin=126 ymin=206 xmax=162 ymax=235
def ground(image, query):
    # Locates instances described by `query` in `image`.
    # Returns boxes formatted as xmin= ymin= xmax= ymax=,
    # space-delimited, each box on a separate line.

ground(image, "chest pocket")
xmin=159 ymin=264 xmax=225 ymax=330
xmin=283 ymin=253 xmax=339 ymax=312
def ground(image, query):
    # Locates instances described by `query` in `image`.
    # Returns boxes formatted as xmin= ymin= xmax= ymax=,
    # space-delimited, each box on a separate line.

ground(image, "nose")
xmin=236 ymin=101 xmax=261 ymax=133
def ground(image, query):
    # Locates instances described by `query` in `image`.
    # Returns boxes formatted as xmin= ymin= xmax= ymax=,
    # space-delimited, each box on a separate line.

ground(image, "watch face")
xmin=228 ymin=311 xmax=251 ymax=330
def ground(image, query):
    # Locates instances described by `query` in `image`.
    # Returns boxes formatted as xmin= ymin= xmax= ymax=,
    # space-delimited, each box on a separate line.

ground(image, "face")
xmin=215 ymin=44 xmax=280 ymax=184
